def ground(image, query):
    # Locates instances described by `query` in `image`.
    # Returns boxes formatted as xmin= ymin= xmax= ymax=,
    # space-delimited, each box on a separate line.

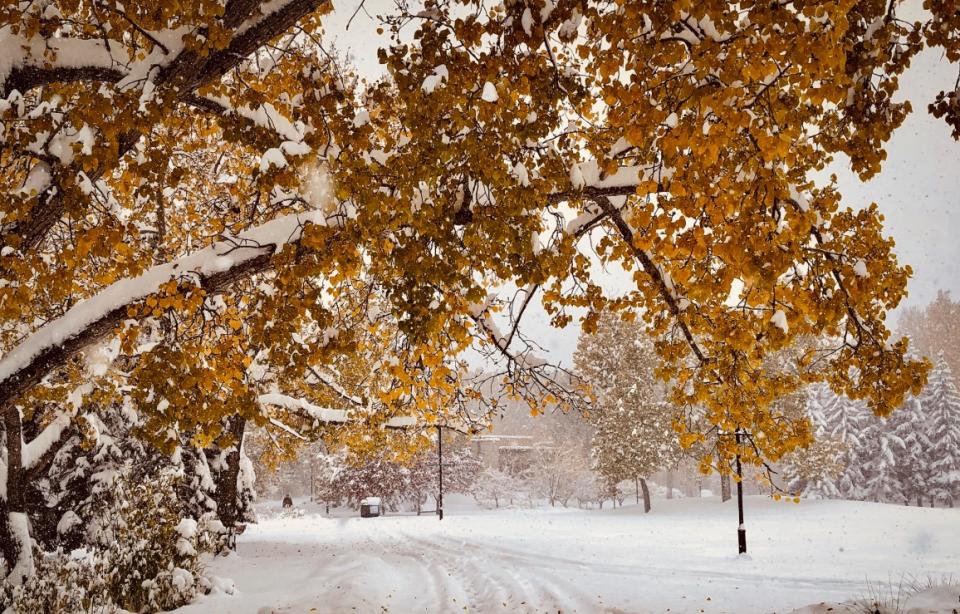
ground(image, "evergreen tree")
xmin=824 ymin=395 xmax=872 ymax=499
xmin=860 ymin=420 xmax=906 ymax=503
xmin=784 ymin=384 xmax=845 ymax=498
xmin=922 ymin=352 xmax=960 ymax=506
xmin=887 ymin=395 xmax=931 ymax=505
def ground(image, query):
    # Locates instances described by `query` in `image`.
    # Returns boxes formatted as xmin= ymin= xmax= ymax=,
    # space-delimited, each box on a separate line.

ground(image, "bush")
xmin=1 ymin=469 xmax=220 ymax=613
xmin=105 ymin=471 xmax=207 ymax=612
xmin=1 ymin=549 xmax=115 ymax=614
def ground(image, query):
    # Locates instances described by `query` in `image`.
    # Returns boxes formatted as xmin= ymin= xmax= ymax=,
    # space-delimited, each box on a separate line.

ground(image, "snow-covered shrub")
xmin=0 ymin=549 xmax=114 ymax=614
xmin=104 ymin=471 xmax=207 ymax=612
xmin=1 ymin=469 xmax=221 ymax=613
xmin=473 ymin=467 xmax=519 ymax=508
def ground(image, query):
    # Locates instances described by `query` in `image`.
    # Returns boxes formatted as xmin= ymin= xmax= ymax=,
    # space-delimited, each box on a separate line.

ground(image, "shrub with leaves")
xmin=0 ymin=549 xmax=114 ymax=614
xmin=104 ymin=471 xmax=207 ymax=612
xmin=1 ymin=467 xmax=218 ymax=613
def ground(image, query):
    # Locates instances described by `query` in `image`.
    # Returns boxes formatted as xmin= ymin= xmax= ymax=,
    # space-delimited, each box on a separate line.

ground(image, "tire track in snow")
xmin=443 ymin=534 xmax=871 ymax=599
xmin=394 ymin=527 xmax=610 ymax=612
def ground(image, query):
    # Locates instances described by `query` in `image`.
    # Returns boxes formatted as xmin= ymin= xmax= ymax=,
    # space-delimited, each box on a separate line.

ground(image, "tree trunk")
xmin=640 ymin=478 xmax=651 ymax=513
xmin=635 ymin=477 xmax=640 ymax=504
xmin=2 ymin=405 xmax=33 ymax=583
xmin=214 ymin=414 xmax=246 ymax=530
xmin=721 ymin=473 xmax=732 ymax=502
xmin=666 ymin=470 xmax=675 ymax=499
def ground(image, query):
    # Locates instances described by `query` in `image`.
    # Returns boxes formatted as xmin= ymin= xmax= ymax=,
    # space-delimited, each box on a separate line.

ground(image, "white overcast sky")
xmin=322 ymin=1 xmax=960 ymax=364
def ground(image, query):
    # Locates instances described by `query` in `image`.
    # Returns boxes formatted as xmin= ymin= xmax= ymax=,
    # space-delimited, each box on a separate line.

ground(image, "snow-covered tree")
xmin=860 ymin=419 xmax=906 ymax=503
xmin=3 ymin=0 xmax=953 ymax=586
xmin=922 ymin=353 xmax=960 ymax=506
xmin=887 ymin=395 xmax=932 ymax=505
xmin=473 ymin=467 xmax=525 ymax=509
xmin=823 ymin=395 xmax=874 ymax=499
xmin=574 ymin=311 xmax=683 ymax=513
xmin=312 ymin=440 xmax=480 ymax=513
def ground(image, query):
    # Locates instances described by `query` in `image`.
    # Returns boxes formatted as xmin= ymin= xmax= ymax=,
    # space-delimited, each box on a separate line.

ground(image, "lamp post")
xmin=735 ymin=429 xmax=747 ymax=554
xmin=436 ymin=424 xmax=444 ymax=520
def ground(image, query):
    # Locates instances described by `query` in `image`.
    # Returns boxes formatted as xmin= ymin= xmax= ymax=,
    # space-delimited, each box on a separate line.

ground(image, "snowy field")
xmin=176 ymin=496 xmax=959 ymax=614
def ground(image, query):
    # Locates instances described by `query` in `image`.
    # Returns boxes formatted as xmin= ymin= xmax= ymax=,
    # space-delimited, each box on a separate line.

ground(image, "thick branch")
xmin=0 ymin=251 xmax=275 ymax=411
xmin=3 ymin=0 xmax=328 ymax=252
xmin=592 ymin=195 xmax=708 ymax=364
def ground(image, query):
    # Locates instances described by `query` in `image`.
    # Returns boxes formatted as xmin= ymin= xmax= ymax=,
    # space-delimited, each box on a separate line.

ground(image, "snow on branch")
xmin=21 ymin=412 xmax=71 ymax=470
xmin=0 ymin=33 xmax=126 ymax=96
xmin=258 ymin=393 xmax=416 ymax=429
xmin=0 ymin=212 xmax=329 ymax=408
xmin=306 ymin=366 xmax=366 ymax=408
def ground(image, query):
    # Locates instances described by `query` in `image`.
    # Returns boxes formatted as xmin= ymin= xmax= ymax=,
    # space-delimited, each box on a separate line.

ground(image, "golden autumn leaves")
xmin=2 ymin=0 xmax=956 ymax=473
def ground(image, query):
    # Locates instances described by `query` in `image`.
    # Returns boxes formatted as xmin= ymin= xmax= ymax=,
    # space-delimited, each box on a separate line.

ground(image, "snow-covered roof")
xmin=472 ymin=435 xmax=533 ymax=442
xmin=361 ymin=497 xmax=381 ymax=505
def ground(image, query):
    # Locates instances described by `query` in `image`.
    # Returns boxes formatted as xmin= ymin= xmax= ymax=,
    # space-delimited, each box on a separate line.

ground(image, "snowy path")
xmin=176 ymin=497 xmax=960 ymax=613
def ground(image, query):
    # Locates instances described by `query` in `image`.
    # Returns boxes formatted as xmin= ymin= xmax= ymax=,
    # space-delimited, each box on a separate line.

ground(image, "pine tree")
xmin=922 ymin=352 xmax=960 ymax=506
xmin=783 ymin=384 xmax=845 ymax=498
xmin=887 ymin=395 xmax=932 ymax=505
xmin=860 ymin=419 xmax=906 ymax=503
xmin=824 ymin=395 xmax=873 ymax=499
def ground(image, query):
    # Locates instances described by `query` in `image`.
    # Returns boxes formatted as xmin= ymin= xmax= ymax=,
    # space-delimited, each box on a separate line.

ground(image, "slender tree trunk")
xmin=666 ymin=470 xmax=675 ymax=499
xmin=640 ymin=478 xmax=651 ymax=513
xmin=2 ymin=405 xmax=33 ymax=583
xmin=635 ymin=477 xmax=640 ymax=504
xmin=214 ymin=414 xmax=246 ymax=530
xmin=721 ymin=473 xmax=732 ymax=502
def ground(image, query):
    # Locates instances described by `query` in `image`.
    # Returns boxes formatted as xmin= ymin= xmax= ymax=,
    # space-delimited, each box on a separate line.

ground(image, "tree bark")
xmin=1 ymin=405 xmax=33 ymax=583
xmin=721 ymin=473 xmax=732 ymax=502
xmin=214 ymin=414 xmax=247 ymax=530
xmin=666 ymin=470 xmax=675 ymax=499
xmin=0 ymin=250 xmax=277 ymax=412
xmin=640 ymin=478 xmax=651 ymax=513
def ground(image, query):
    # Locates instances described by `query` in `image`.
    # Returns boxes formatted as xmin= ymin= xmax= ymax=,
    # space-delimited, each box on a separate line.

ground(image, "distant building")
xmin=471 ymin=435 xmax=555 ymax=476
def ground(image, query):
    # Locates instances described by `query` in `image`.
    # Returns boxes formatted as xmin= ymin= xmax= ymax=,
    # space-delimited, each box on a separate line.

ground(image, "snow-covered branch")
xmin=0 ymin=212 xmax=328 ymax=409
xmin=257 ymin=393 xmax=415 ymax=429
xmin=21 ymin=412 xmax=71 ymax=470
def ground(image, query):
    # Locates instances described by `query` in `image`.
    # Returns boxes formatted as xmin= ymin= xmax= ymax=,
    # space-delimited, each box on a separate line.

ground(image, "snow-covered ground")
xmin=176 ymin=496 xmax=959 ymax=613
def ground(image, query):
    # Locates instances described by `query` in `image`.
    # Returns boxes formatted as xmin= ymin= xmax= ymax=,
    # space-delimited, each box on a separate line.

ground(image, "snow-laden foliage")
xmin=922 ymin=353 xmax=960 ymax=504
xmin=0 ymin=470 xmax=217 ymax=613
xmin=573 ymin=311 xmax=685 ymax=512
xmin=1 ymin=0 xmax=958 ymax=588
xmin=785 ymin=355 xmax=960 ymax=505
